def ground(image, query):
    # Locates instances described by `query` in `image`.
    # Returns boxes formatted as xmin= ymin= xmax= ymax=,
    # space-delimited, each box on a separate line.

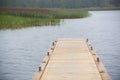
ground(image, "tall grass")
xmin=51 ymin=9 xmax=89 ymax=18
xmin=0 ymin=8 xmax=89 ymax=29
xmin=0 ymin=14 xmax=59 ymax=29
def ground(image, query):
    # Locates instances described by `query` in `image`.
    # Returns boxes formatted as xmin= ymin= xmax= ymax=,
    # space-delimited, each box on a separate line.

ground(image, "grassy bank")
xmin=0 ymin=8 xmax=89 ymax=29
xmin=0 ymin=14 xmax=60 ymax=29
xmin=51 ymin=9 xmax=89 ymax=18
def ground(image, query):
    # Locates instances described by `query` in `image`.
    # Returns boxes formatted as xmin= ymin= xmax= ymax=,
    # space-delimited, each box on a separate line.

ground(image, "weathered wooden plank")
xmin=87 ymin=41 xmax=111 ymax=80
xmin=32 ymin=38 xmax=111 ymax=80
xmin=32 ymin=41 xmax=57 ymax=80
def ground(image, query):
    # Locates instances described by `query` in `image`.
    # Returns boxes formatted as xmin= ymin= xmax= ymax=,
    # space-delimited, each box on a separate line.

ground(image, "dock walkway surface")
xmin=33 ymin=38 xmax=111 ymax=80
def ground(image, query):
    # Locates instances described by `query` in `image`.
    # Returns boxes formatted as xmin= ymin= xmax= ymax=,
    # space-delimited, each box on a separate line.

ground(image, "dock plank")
xmin=33 ymin=38 xmax=111 ymax=80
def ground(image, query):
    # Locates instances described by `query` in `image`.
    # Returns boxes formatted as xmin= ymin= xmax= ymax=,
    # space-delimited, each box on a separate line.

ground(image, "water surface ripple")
xmin=0 ymin=11 xmax=120 ymax=80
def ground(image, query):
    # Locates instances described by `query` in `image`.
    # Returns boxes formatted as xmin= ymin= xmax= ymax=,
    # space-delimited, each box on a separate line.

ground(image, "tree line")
xmin=0 ymin=0 xmax=120 ymax=8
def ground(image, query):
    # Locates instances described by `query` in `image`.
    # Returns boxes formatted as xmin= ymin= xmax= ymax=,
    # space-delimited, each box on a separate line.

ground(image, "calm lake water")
xmin=0 ymin=11 xmax=120 ymax=80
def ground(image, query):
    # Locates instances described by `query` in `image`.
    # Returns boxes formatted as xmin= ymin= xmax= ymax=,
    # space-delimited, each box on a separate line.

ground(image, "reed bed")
xmin=0 ymin=8 xmax=89 ymax=29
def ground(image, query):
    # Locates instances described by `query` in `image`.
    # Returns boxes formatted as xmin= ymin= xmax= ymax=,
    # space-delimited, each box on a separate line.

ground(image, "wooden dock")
xmin=33 ymin=38 xmax=111 ymax=80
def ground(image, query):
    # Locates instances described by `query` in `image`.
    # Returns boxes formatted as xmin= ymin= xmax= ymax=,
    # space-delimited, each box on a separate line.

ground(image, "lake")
xmin=0 ymin=10 xmax=120 ymax=80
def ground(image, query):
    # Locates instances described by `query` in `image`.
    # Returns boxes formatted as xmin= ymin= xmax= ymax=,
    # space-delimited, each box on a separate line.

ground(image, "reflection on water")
xmin=0 ymin=11 xmax=120 ymax=80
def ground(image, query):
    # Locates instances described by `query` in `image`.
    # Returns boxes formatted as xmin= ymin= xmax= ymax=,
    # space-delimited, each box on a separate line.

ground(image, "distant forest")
xmin=0 ymin=0 xmax=120 ymax=8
